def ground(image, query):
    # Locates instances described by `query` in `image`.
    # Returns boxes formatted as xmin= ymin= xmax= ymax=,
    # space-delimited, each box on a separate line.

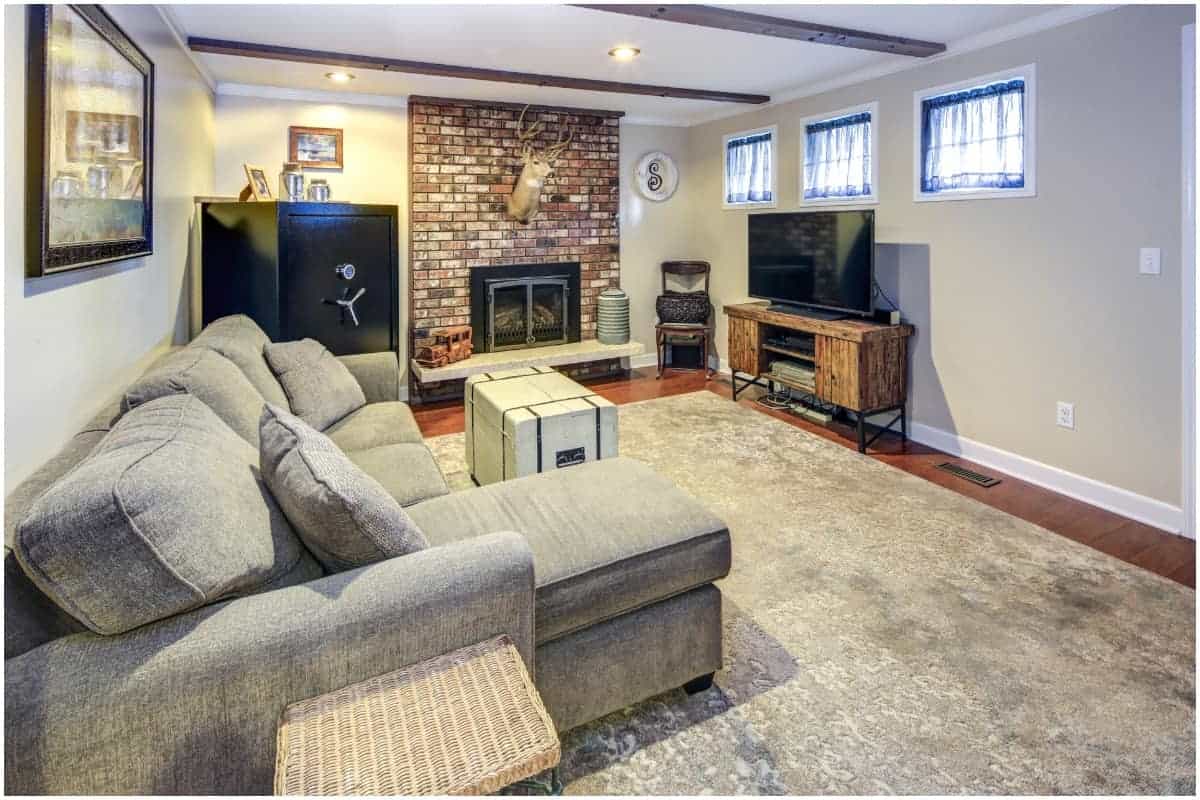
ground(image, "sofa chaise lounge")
xmin=4 ymin=315 xmax=731 ymax=795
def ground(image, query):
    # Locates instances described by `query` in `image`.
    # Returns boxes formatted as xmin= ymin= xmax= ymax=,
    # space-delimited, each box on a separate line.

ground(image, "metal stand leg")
xmin=504 ymin=766 xmax=563 ymax=795
xmin=855 ymin=405 xmax=907 ymax=453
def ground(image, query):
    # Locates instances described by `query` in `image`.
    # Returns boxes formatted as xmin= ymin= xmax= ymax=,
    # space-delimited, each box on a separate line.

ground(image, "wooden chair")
xmin=655 ymin=260 xmax=713 ymax=380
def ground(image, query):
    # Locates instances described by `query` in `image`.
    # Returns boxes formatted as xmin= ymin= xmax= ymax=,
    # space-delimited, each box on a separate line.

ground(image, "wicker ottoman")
xmin=274 ymin=636 xmax=561 ymax=795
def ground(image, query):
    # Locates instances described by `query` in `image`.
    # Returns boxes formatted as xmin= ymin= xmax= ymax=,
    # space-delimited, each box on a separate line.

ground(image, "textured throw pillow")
xmin=14 ymin=395 xmax=321 ymax=636
xmin=260 ymin=404 xmax=429 ymax=572
xmin=124 ymin=346 xmax=266 ymax=445
xmin=191 ymin=314 xmax=290 ymax=407
xmin=264 ymin=339 xmax=366 ymax=430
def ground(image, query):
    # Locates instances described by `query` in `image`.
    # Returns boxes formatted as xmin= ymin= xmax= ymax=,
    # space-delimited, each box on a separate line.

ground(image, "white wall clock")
xmin=635 ymin=151 xmax=679 ymax=202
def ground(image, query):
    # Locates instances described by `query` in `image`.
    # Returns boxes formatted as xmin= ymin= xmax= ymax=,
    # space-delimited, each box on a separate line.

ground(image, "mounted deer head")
xmin=506 ymin=105 xmax=572 ymax=224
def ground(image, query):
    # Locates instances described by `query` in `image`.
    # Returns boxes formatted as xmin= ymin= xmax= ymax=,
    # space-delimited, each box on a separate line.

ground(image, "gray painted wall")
xmin=4 ymin=6 xmax=216 ymax=491
xmin=619 ymin=123 xmax=696 ymax=353
xmin=682 ymin=5 xmax=1193 ymax=507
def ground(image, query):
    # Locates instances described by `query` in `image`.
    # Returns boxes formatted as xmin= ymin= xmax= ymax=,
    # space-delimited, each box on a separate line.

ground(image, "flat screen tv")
xmin=748 ymin=210 xmax=874 ymax=317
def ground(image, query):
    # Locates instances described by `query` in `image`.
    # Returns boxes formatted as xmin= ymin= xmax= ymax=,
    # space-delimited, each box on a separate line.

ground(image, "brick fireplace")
xmin=408 ymin=97 xmax=621 ymax=359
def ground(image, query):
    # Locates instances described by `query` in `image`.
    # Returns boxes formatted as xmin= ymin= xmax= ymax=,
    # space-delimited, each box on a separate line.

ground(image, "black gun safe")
xmin=200 ymin=202 xmax=399 ymax=356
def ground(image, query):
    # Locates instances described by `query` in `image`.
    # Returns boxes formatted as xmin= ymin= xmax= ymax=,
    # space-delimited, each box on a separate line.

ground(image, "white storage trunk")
xmin=465 ymin=366 xmax=618 ymax=485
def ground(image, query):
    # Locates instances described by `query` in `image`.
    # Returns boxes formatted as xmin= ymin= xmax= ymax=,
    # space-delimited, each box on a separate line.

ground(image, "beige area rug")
xmin=425 ymin=391 xmax=1195 ymax=795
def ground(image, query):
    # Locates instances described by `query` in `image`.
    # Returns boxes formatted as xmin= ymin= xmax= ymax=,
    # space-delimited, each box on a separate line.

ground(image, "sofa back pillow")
xmin=14 ymin=394 xmax=321 ymax=636
xmin=124 ymin=347 xmax=266 ymax=446
xmin=264 ymin=339 xmax=366 ymax=431
xmin=191 ymin=314 xmax=290 ymax=407
xmin=260 ymin=404 xmax=429 ymax=572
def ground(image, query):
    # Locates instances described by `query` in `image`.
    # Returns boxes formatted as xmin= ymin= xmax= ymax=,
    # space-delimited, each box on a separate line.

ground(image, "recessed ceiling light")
xmin=325 ymin=71 xmax=355 ymax=83
xmin=608 ymin=46 xmax=640 ymax=62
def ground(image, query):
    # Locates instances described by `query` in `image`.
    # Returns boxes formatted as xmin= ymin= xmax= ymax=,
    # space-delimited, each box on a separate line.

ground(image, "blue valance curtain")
xmin=921 ymin=79 xmax=1025 ymax=193
xmin=804 ymin=111 xmax=872 ymax=199
xmin=725 ymin=131 xmax=773 ymax=203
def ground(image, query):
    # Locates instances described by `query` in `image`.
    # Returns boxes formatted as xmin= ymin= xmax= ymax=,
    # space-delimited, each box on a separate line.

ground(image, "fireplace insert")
xmin=469 ymin=263 xmax=581 ymax=353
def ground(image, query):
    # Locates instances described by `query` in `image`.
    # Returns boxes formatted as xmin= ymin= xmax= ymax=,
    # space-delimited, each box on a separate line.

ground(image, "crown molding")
xmin=684 ymin=5 xmax=1117 ymax=127
xmin=154 ymin=5 xmax=216 ymax=93
xmin=215 ymin=82 xmax=410 ymax=109
xmin=622 ymin=116 xmax=690 ymax=127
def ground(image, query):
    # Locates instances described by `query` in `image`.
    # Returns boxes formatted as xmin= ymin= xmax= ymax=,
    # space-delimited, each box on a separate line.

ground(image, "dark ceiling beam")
xmin=187 ymin=37 xmax=771 ymax=104
xmin=572 ymin=5 xmax=947 ymax=58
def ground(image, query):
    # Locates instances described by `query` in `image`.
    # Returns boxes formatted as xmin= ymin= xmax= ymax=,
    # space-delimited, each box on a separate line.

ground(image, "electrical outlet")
xmin=1139 ymin=247 xmax=1161 ymax=275
xmin=1056 ymin=401 xmax=1075 ymax=430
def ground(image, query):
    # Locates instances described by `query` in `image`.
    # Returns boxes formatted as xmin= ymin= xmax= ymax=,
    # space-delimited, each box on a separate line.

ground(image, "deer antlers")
xmin=515 ymin=104 xmax=572 ymax=161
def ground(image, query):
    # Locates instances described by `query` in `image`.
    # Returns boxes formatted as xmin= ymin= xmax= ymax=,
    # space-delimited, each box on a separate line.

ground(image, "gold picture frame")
xmin=242 ymin=163 xmax=272 ymax=201
xmin=288 ymin=126 xmax=343 ymax=169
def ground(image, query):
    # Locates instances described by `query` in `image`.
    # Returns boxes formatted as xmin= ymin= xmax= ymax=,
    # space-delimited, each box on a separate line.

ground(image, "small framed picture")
xmin=289 ymin=126 xmax=343 ymax=169
xmin=243 ymin=164 xmax=272 ymax=200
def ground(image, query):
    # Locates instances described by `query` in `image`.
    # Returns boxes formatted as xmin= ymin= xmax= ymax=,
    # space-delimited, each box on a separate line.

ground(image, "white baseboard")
xmin=629 ymin=352 xmax=658 ymax=370
xmin=629 ymin=353 xmax=733 ymax=374
xmin=530 ymin=356 xmax=1186 ymax=535
xmin=908 ymin=423 xmax=1187 ymax=537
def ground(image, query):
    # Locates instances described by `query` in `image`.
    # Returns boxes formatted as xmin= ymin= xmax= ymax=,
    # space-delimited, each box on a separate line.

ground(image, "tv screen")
xmin=748 ymin=210 xmax=874 ymax=316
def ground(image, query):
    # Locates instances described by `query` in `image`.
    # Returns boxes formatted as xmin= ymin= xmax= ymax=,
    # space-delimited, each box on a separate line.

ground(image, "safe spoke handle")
xmin=323 ymin=287 xmax=366 ymax=326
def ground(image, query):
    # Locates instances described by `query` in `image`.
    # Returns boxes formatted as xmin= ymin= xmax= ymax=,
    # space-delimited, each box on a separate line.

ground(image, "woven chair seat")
xmin=274 ymin=635 xmax=559 ymax=795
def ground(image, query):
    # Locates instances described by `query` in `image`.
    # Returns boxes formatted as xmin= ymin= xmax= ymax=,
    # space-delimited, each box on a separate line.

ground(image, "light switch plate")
xmin=1139 ymin=247 xmax=1161 ymax=275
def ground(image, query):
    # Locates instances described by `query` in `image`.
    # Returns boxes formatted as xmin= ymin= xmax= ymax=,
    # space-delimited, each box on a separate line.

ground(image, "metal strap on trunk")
xmin=581 ymin=396 xmax=602 ymax=459
xmin=470 ymin=367 xmax=556 ymax=480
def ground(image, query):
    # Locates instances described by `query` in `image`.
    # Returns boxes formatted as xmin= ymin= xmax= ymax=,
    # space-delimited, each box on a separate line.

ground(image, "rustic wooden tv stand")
xmin=724 ymin=303 xmax=914 ymax=452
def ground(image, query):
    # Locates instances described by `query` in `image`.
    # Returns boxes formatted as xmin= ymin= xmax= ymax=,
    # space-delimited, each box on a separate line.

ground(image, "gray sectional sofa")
xmin=4 ymin=315 xmax=731 ymax=795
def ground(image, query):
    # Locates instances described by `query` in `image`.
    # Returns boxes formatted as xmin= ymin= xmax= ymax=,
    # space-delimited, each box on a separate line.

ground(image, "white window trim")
xmin=912 ymin=63 xmax=1037 ymax=202
xmin=799 ymin=101 xmax=879 ymax=207
xmin=722 ymin=124 xmax=778 ymax=210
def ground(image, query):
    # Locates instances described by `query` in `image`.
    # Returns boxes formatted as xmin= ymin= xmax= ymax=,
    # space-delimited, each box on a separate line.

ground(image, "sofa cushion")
xmin=124 ymin=347 xmax=266 ymax=446
xmin=347 ymin=443 xmax=451 ymax=507
xmin=4 ymin=430 xmax=106 ymax=658
xmin=407 ymin=457 xmax=730 ymax=644
xmin=260 ymin=405 xmax=430 ymax=572
xmin=13 ymin=394 xmax=321 ymax=636
xmin=325 ymin=401 xmax=426 ymax=452
xmin=264 ymin=339 xmax=366 ymax=431
xmin=191 ymin=314 xmax=290 ymax=407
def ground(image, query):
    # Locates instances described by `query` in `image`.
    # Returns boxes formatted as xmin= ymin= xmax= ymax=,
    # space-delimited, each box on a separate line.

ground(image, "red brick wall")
xmin=408 ymin=97 xmax=621 ymax=344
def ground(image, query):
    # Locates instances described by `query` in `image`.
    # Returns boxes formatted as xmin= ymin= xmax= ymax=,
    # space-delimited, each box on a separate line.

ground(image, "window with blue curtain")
xmin=725 ymin=130 xmax=773 ymax=204
xmin=920 ymin=78 xmax=1026 ymax=194
xmin=804 ymin=111 xmax=873 ymax=200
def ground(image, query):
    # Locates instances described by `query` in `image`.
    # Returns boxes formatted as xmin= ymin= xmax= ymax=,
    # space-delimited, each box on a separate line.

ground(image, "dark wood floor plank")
xmin=1130 ymin=538 xmax=1199 ymax=576
xmin=1166 ymin=559 xmax=1196 ymax=588
xmin=1090 ymin=522 xmax=1176 ymax=562
xmin=410 ymin=368 xmax=1194 ymax=587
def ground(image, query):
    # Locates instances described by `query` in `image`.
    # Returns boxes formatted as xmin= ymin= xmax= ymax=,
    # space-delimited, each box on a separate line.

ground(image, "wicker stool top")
xmin=274 ymin=635 xmax=560 ymax=795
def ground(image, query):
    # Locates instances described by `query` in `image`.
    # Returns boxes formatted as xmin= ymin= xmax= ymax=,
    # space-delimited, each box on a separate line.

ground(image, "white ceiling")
xmin=167 ymin=4 xmax=1104 ymax=125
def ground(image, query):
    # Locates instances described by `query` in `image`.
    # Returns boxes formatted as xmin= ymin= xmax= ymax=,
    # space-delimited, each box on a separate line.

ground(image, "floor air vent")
xmin=935 ymin=462 xmax=1001 ymax=488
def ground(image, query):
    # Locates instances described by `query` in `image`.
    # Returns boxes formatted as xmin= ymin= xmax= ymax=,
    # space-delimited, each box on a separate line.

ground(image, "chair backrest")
xmin=661 ymin=261 xmax=710 ymax=296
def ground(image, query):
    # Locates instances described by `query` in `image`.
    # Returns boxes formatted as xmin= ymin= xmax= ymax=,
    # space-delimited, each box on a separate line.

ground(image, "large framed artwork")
xmin=26 ymin=4 xmax=154 ymax=278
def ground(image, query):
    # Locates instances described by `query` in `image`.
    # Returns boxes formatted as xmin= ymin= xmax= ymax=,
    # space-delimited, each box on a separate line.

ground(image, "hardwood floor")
xmin=412 ymin=367 xmax=1195 ymax=588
